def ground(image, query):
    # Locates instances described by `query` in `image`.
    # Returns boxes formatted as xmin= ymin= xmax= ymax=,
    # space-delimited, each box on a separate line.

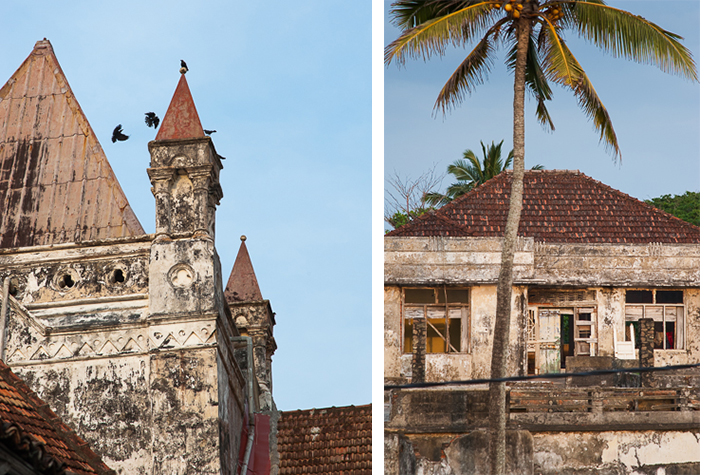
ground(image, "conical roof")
xmin=225 ymin=236 xmax=263 ymax=303
xmin=0 ymin=39 xmax=144 ymax=248
xmin=388 ymin=170 xmax=699 ymax=244
xmin=154 ymin=73 xmax=205 ymax=141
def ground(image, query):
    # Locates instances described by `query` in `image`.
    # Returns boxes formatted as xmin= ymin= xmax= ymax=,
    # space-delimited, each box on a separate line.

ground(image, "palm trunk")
xmin=488 ymin=16 xmax=531 ymax=475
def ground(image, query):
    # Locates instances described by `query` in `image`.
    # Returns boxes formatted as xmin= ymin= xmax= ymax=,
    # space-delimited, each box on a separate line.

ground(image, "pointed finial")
xmin=240 ymin=235 xmax=247 ymax=242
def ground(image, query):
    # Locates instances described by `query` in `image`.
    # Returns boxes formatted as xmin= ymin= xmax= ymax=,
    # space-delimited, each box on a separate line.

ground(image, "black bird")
xmin=203 ymin=129 xmax=216 ymax=135
xmin=145 ymin=112 xmax=160 ymax=129
xmin=181 ymin=60 xmax=188 ymax=71
xmin=111 ymin=124 xmax=129 ymax=143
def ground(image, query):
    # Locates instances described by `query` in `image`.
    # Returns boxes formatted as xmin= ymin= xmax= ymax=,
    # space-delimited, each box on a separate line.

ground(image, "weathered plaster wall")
xmin=532 ymin=430 xmax=699 ymax=475
xmin=0 ymin=237 xmax=247 ymax=474
xmin=681 ymin=287 xmax=699 ymax=364
xmin=149 ymin=347 xmax=222 ymax=474
xmin=596 ymin=287 xmax=624 ymax=358
xmin=384 ymin=236 xmax=535 ymax=285
xmin=15 ymin=355 xmax=152 ymax=473
xmin=384 ymin=286 xmax=401 ymax=382
xmin=533 ymin=242 xmax=699 ymax=287
xmin=469 ymin=285 xmax=526 ymax=379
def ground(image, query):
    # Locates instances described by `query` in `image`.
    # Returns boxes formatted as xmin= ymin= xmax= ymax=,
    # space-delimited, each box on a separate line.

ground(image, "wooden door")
xmin=537 ymin=309 xmax=561 ymax=374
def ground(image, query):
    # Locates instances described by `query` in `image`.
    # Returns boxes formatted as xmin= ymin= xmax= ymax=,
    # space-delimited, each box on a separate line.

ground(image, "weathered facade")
xmin=384 ymin=170 xmax=699 ymax=474
xmin=0 ymin=39 xmax=277 ymax=475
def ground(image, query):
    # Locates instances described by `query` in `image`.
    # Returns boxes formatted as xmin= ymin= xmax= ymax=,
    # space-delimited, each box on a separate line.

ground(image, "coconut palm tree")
xmin=385 ymin=1 xmax=696 ymax=472
xmin=424 ymin=139 xmax=543 ymax=206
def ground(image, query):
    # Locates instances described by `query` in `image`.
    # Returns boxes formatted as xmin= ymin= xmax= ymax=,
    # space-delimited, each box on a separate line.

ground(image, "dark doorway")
xmin=560 ymin=313 xmax=574 ymax=368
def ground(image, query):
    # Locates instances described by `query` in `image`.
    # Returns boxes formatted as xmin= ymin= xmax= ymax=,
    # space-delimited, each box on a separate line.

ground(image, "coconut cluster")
xmin=545 ymin=4 xmax=564 ymax=22
xmin=493 ymin=0 xmax=526 ymax=19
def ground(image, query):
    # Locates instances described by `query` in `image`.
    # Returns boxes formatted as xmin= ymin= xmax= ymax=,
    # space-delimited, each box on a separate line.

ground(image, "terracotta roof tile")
xmin=388 ymin=170 xmax=699 ymax=244
xmin=277 ymin=404 xmax=372 ymax=475
xmin=0 ymin=360 xmax=114 ymax=475
xmin=0 ymin=39 xmax=144 ymax=249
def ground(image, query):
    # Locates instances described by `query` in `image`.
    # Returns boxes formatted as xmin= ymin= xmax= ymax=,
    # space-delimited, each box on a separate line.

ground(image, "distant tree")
xmin=424 ymin=140 xmax=543 ymax=207
xmin=645 ymin=191 xmax=699 ymax=226
xmin=385 ymin=167 xmax=445 ymax=229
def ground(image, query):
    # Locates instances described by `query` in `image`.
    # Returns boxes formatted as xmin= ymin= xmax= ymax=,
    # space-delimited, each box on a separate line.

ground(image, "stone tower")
xmin=225 ymin=236 xmax=279 ymax=474
xmin=0 ymin=39 xmax=273 ymax=475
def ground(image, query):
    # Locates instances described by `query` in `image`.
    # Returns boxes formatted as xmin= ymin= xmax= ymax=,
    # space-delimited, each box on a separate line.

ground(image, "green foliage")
xmin=386 ymin=208 xmax=432 ymax=230
xmin=645 ymin=191 xmax=699 ymax=226
xmin=424 ymin=140 xmax=543 ymax=208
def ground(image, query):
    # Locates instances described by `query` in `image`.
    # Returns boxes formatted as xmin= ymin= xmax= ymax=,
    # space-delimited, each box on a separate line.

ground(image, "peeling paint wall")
xmin=532 ymin=430 xmax=699 ymax=475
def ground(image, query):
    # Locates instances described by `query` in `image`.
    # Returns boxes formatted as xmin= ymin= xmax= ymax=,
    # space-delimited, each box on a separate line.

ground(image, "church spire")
xmin=225 ymin=236 xmax=263 ymax=303
xmin=154 ymin=73 xmax=205 ymax=141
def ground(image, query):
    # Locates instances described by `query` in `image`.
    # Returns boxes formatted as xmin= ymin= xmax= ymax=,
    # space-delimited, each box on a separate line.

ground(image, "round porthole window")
xmin=168 ymin=263 xmax=195 ymax=288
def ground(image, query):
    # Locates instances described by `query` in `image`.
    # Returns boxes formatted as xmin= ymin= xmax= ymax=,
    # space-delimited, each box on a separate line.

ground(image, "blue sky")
xmin=0 ymin=1 xmax=372 ymax=411
xmin=384 ymin=0 xmax=700 ymax=227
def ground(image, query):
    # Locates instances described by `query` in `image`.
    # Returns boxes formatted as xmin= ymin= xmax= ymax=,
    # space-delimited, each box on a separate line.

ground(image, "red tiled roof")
xmin=0 ymin=39 xmax=145 ymax=249
xmin=387 ymin=170 xmax=699 ymax=244
xmin=277 ymin=404 xmax=372 ymax=475
xmin=0 ymin=361 xmax=114 ymax=475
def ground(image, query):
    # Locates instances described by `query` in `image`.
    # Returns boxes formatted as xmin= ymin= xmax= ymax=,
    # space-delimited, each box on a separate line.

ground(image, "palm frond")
xmin=569 ymin=1 xmax=697 ymax=80
xmin=446 ymin=181 xmax=477 ymax=199
xmin=386 ymin=1 xmax=501 ymax=66
xmin=448 ymin=154 xmax=481 ymax=182
xmin=423 ymin=191 xmax=451 ymax=207
xmin=391 ymin=0 xmax=479 ymax=29
xmin=543 ymin=24 xmax=620 ymax=159
xmin=434 ymin=28 xmax=501 ymax=114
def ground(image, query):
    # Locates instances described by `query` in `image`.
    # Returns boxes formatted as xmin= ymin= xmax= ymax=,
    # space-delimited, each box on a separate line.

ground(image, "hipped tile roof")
xmin=388 ymin=170 xmax=699 ymax=244
xmin=277 ymin=404 xmax=372 ymax=475
xmin=0 ymin=39 xmax=144 ymax=249
xmin=0 ymin=360 xmax=114 ymax=475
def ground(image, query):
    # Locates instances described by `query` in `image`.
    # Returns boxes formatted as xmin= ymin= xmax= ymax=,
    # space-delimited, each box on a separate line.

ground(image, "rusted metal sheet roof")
xmin=0 ymin=360 xmax=115 ymax=475
xmin=0 ymin=39 xmax=145 ymax=249
xmin=154 ymin=73 xmax=205 ymax=140
xmin=225 ymin=236 xmax=263 ymax=303
xmin=388 ymin=170 xmax=700 ymax=244
xmin=277 ymin=404 xmax=372 ymax=475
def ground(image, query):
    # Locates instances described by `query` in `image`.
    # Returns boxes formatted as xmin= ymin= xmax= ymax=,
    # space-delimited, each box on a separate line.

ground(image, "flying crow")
xmin=145 ymin=112 xmax=160 ymax=129
xmin=112 ymin=125 xmax=129 ymax=143
xmin=203 ymin=129 xmax=216 ymax=135
xmin=180 ymin=60 xmax=188 ymax=71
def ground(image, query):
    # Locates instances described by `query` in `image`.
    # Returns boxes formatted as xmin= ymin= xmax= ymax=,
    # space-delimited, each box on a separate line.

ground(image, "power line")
xmin=384 ymin=363 xmax=699 ymax=390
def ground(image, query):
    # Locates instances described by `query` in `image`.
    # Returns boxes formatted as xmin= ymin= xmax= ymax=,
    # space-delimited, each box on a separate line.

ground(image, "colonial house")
xmin=384 ymin=170 xmax=699 ymax=474
xmin=0 ymin=39 xmax=278 ymax=474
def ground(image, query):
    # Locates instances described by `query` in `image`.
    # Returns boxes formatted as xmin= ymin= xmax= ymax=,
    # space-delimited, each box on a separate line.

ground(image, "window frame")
xmin=624 ymin=289 xmax=685 ymax=350
xmin=402 ymin=287 xmax=469 ymax=354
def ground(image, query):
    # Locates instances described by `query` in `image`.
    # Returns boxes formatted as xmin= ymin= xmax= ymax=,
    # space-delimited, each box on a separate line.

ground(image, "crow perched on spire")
xmin=145 ymin=112 xmax=160 ymax=129
xmin=181 ymin=60 xmax=188 ymax=72
xmin=203 ymin=129 xmax=216 ymax=135
xmin=111 ymin=125 xmax=129 ymax=143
